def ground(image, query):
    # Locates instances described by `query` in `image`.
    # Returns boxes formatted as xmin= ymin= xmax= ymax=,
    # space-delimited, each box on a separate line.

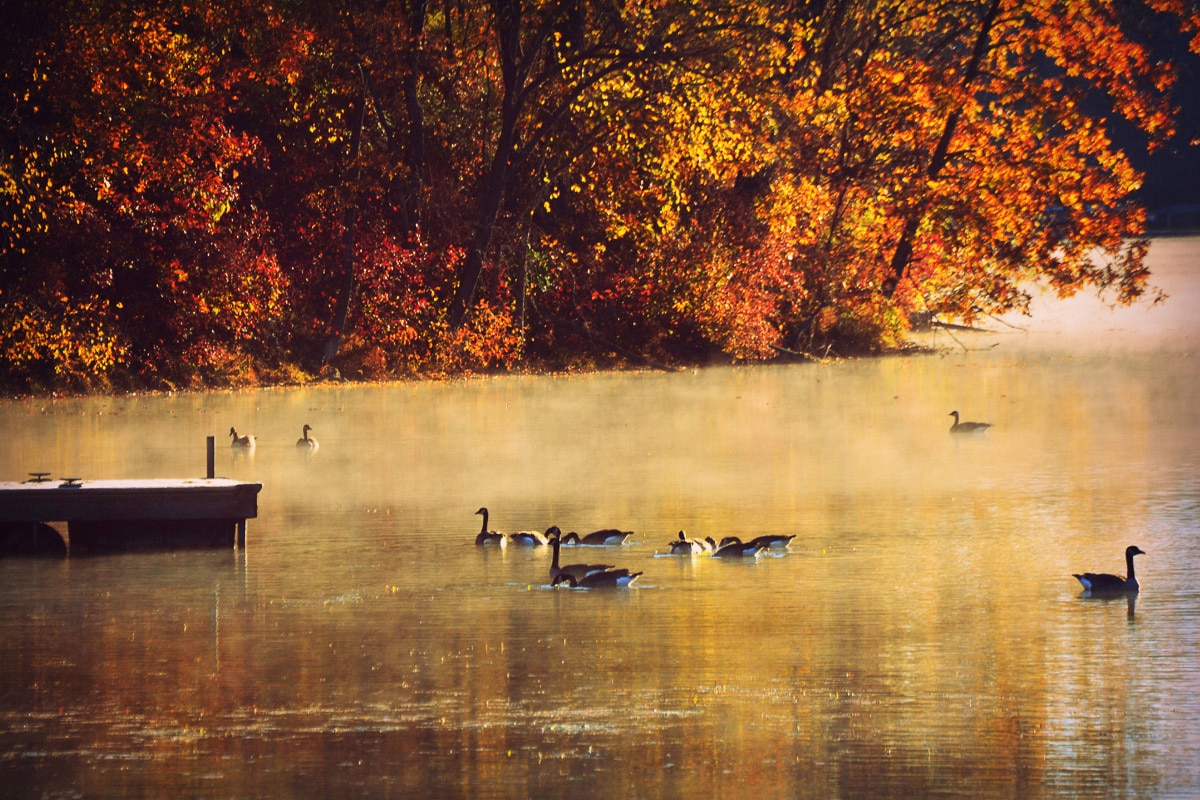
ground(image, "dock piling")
xmin=207 ymin=436 xmax=215 ymax=479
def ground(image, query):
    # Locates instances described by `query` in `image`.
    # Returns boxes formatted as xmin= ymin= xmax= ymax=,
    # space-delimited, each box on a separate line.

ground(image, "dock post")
xmin=207 ymin=436 xmax=215 ymax=479
xmin=236 ymin=519 xmax=246 ymax=549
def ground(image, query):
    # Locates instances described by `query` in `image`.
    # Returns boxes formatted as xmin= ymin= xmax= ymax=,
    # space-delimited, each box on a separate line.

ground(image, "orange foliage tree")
xmin=1 ymin=0 xmax=1196 ymax=391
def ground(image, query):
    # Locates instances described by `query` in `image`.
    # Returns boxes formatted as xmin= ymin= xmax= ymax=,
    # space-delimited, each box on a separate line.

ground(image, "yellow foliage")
xmin=0 ymin=296 xmax=128 ymax=377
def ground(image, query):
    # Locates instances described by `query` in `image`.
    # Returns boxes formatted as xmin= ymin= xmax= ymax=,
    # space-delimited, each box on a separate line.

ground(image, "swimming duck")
xmin=714 ymin=536 xmax=766 ymax=558
xmin=474 ymin=507 xmax=507 ymax=547
xmin=1074 ymin=545 xmax=1145 ymax=593
xmin=552 ymin=569 xmax=642 ymax=588
xmin=949 ymin=411 xmax=992 ymax=434
xmin=748 ymin=534 xmax=795 ymax=550
xmin=229 ymin=427 xmax=256 ymax=448
xmin=561 ymin=528 xmax=635 ymax=546
xmin=668 ymin=530 xmax=703 ymax=555
xmin=296 ymin=424 xmax=319 ymax=450
xmin=550 ymin=529 xmax=616 ymax=580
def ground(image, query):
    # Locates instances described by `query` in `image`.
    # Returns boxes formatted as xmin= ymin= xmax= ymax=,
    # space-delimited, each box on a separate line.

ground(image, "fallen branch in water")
xmin=928 ymin=319 xmax=994 ymax=332
xmin=937 ymin=324 xmax=1000 ymax=353
xmin=771 ymin=344 xmax=826 ymax=361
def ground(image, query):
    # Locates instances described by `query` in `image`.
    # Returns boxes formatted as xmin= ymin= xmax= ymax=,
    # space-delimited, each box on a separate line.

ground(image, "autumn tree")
xmin=1 ymin=0 xmax=1196 ymax=393
xmin=760 ymin=0 xmax=1190 ymax=354
xmin=1 ymin=0 xmax=290 ymax=389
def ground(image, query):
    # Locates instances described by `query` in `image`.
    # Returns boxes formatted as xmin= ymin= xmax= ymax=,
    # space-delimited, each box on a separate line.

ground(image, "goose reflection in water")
xmin=1078 ymin=590 xmax=1138 ymax=620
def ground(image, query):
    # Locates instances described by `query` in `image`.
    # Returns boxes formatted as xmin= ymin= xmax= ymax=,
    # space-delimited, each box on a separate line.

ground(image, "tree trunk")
xmin=447 ymin=0 xmax=522 ymax=330
xmin=322 ymin=64 xmax=368 ymax=364
xmin=446 ymin=130 xmax=514 ymax=330
xmin=883 ymin=0 xmax=1002 ymax=297
xmin=394 ymin=0 xmax=428 ymax=240
xmin=515 ymin=220 xmax=531 ymax=336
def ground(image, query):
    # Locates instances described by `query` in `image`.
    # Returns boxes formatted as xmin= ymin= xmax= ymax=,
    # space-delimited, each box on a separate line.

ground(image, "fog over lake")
xmin=2 ymin=237 xmax=1198 ymax=799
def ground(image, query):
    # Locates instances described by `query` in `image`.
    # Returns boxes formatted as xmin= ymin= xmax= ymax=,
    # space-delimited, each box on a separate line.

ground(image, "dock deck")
xmin=0 ymin=477 xmax=262 ymax=555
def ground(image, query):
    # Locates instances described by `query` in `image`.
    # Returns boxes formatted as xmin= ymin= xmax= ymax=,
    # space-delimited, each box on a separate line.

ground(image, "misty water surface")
xmin=1 ymin=237 xmax=1199 ymax=799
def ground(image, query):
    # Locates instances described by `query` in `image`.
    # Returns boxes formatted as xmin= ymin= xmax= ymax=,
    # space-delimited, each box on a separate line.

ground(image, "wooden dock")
xmin=0 ymin=477 xmax=262 ymax=555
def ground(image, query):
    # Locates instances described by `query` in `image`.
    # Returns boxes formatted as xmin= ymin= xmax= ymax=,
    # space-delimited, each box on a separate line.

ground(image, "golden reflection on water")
xmin=2 ymin=238 xmax=1199 ymax=798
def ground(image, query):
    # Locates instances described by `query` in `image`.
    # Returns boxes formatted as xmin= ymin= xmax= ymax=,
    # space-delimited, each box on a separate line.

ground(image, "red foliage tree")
xmin=1 ymin=0 xmax=1195 ymax=392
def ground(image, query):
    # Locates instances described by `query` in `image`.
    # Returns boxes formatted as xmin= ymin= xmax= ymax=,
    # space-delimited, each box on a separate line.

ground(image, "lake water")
xmin=2 ymin=238 xmax=1199 ymax=799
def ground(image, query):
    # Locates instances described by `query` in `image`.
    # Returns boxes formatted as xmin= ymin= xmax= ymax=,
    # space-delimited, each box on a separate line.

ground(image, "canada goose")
xmin=949 ymin=411 xmax=992 ymax=434
xmin=561 ymin=528 xmax=635 ymax=546
xmin=668 ymin=530 xmax=703 ymax=555
xmin=229 ymin=427 xmax=256 ymax=448
xmin=714 ymin=536 xmax=766 ymax=558
xmin=748 ymin=534 xmax=795 ymax=550
xmin=552 ymin=569 xmax=642 ymax=588
xmin=509 ymin=527 xmax=551 ymax=546
xmin=474 ymin=507 xmax=507 ymax=547
xmin=1074 ymin=545 xmax=1145 ymax=593
xmin=297 ymin=424 xmax=319 ymax=450
xmin=550 ymin=529 xmax=616 ymax=580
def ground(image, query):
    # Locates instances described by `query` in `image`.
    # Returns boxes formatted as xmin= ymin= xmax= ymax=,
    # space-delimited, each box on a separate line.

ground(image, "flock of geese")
xmin=474 ymin=508 xmax=645 ymax=587
xmin=229 ymin=424 xmax=319 ymax=451
xmin=477 ymin=504 xmax=1144 ymax=594
xmin=476 ymin=507 xmax=785 ymax=588
xmin=231 ymin=412 xmax=1144 ymax=595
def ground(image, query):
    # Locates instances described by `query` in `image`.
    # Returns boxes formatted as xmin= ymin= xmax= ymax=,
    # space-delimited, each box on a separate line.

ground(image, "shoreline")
xmin=2 ymin=340 xmax=941 ymax=403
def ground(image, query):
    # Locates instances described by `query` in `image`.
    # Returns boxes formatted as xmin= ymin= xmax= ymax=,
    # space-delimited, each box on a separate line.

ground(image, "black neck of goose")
xmin=478 ymin=511 xmax=488 ymax=536
xmin=1126 ymin=550 xmax=1136 ymax=581
xmin=551 ymin=536 xmax=560 ymax=570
